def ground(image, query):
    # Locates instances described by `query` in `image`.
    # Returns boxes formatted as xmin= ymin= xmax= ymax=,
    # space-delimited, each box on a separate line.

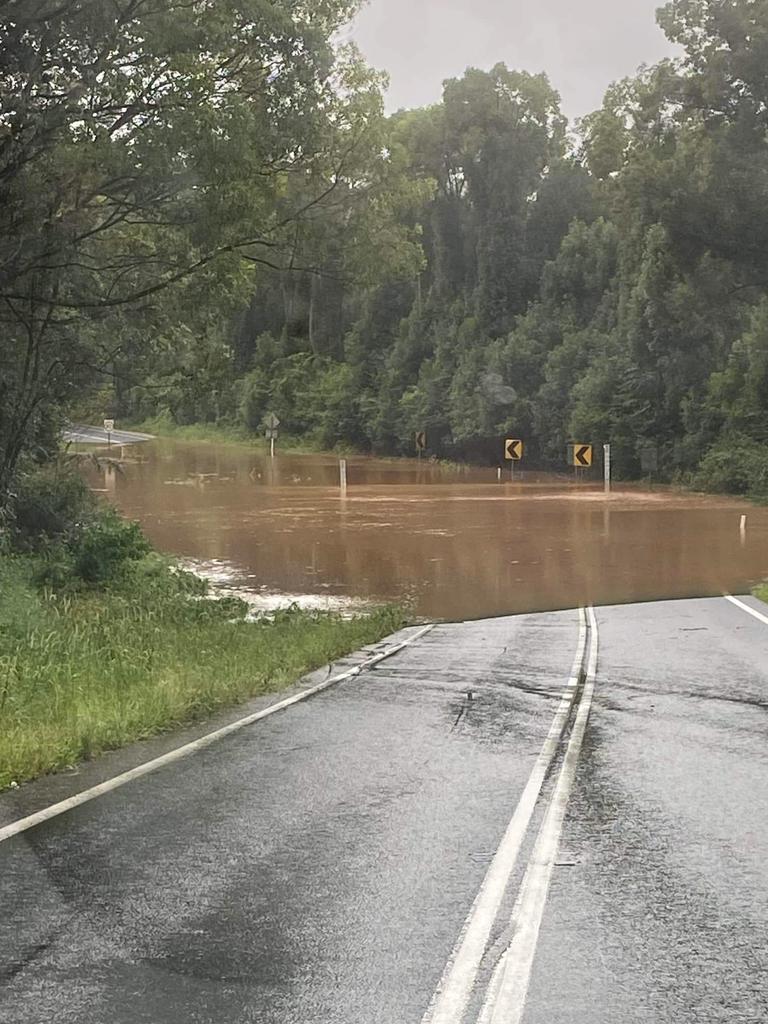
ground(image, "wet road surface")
xmin=64 ymin=425 xmax=155 ymax=446
xmin=2 ymin=597 xmax=768 ymax=1022
xmin=521 ymin=596 xmax=768 ymax=1024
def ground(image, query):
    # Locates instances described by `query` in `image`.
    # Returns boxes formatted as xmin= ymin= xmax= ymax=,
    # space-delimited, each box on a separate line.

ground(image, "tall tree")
xmin=0 ymin=0 xmax=419 ymax=492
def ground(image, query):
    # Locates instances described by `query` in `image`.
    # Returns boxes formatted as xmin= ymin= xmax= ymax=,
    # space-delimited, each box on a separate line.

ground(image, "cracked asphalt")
xmin=1 ymin=597 xmax=767 ymax=1023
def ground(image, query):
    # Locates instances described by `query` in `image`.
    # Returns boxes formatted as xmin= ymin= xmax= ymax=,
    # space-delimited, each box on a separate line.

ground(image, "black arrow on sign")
xmin=575 ymin=445 xmax=592 ymax=467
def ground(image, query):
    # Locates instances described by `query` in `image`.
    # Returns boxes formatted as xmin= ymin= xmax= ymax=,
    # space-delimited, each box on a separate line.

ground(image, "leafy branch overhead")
xmin=0 ymin=0 xmax=424 ymax=492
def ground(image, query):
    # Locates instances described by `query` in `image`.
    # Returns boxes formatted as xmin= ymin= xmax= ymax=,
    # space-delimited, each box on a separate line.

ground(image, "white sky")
xmin=348 ymin=0 xmax=679 ymax=122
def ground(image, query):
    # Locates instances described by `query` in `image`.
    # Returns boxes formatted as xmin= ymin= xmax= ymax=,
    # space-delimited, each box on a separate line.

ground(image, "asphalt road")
xmin=63 ymin=425 xmax=155 ymax=446
xmin=1 ymin=597 xmax=767 ymax=1023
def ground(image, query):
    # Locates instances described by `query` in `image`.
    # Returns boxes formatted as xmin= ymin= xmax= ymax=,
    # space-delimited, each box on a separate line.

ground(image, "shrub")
xmin=7 ymin=463 xmax=152 ymax=587
xmin=694 ymin=437 xmax=768 ymax=498
xmin=9 ymin=464 xmax=96 ymax=546
xmin=32 ymin=543 xmax=77 ymax=590
xmin=71 ymin=511 xmax=150 ymax=584
xmin=239 ymin=367 xmax=271 ymax=432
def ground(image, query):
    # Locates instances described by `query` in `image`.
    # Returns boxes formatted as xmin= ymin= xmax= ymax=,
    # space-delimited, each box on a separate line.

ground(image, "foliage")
xmin=6 ymin=0 xmax=768 ymax=498
xmin=70 ymin=513 xmax=150 ymax=585
xmin=693 ymin=438 xmax=768 ymax=498
xmin=0 ymin=0 xmax=424 ymax=500
xmin=7 ymin=463 xmax=150 ymax=585
xmin=187 ymin=0 xmax=768 ymax=490
xmin=9 ymin=463 xmax=96 ymax=545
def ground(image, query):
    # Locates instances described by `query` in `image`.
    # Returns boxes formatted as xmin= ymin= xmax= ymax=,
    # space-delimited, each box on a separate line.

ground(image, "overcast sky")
xmin=348 ymin=0 xmax=678 ymax=122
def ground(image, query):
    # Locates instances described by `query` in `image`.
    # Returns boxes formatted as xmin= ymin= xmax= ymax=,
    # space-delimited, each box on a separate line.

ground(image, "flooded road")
xmin=91 ymin=438 xmax=768 ymax=621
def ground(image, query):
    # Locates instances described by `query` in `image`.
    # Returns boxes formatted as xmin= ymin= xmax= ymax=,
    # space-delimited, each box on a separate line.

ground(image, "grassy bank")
xmin=754 ymin=584 xmax=768 ymax=605
xmin=127 ymin=415 xmax=359 ymax=455
xmin=0 ymin=554 xmax=403 ymax=790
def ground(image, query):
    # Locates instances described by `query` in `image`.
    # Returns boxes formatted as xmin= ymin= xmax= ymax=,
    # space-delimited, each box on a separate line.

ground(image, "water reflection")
xmin=86 ymin=439 xmax=768 ymax=621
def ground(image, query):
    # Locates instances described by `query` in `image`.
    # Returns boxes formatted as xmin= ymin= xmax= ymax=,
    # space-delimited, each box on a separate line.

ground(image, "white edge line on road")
xmin=421 ymin=608 xmax=588 ymax=1024
xmin=478 ymin=605 xmax=599 ymax=1024
xmin=0 ymin=624 xmax=435 ymax=845
xmin=724 ymin=593 xmax=768 ymax=628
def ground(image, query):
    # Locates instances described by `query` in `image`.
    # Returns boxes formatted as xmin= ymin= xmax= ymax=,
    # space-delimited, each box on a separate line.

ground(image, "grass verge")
xmin=0 ymin=555 xmax=403 ymax=791
xmin=753 ymin=584 xmax=768 ymax=605
xmin=127 ymin=415 xmax=359 ymax=455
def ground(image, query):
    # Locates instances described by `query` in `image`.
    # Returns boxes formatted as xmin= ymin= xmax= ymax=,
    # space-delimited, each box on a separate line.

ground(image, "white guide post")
xmin=604 ymin=444 xmax=612 ymax=496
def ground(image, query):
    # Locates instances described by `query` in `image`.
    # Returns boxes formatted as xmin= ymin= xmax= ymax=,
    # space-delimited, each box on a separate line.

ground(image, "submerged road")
xmin=1 ymin=597 xmax=767 ymax=1022
xmin=63 ymin=424 xmax=155 ymax=446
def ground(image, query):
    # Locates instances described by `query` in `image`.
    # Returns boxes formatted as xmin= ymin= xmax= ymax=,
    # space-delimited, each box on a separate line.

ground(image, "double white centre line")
xmin=422 ymin=606 xmax=599 ymax=1024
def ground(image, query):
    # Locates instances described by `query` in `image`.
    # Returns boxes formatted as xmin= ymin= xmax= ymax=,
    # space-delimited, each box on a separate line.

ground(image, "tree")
xmin=0 ymin=0 xmax=422 ymax=494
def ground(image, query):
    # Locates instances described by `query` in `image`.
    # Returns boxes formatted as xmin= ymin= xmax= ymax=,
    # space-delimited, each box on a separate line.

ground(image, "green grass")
xmin=754 ymin=585 xmax=768 ymax=605
xmin=128 ymin=414 xmax=358 ymax=455
xmin=0 ymin=555 xmax=403 ymax=790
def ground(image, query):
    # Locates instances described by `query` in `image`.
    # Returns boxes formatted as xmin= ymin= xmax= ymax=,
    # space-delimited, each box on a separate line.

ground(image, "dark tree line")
xmin=0 ymin=0 xmax=423 ymax=499
xmin=5 ymin=0 xmax=768 ymax=497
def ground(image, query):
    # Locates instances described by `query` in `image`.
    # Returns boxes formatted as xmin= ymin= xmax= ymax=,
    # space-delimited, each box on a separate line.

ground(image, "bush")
xmin=7 ymin=463 xmax=151 ymax=587
xmin=71 ymin=511 xmax=150 ymax=584
xmin=694 ymin=438 xmax=768 ymax=498
xmin=239 ymin=367 xmax=271 ymax=432
xmin=9 ymin=464 xmax=96 ymax=545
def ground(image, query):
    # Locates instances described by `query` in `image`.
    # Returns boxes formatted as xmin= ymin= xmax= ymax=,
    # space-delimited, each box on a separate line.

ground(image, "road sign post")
xmin=604 ymin=444 xmax=612 ymax=496
xmin=569 ymin=443 xmax=593 ymax=480
xmin=504 ymin=439 xmax=524 ymax=481
xmin=264 ymin=413 xmax=280 ymax=458
xmin=104 ymin=419 xmax=115 ymax=449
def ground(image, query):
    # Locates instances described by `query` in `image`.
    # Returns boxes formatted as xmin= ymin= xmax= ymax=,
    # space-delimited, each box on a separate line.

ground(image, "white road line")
xmin=478 ymin=605 xmax=599 ymax=1024
xmin=421 ymin=609 xmax=589 ymax=1024
xmin=724 ymin=594 xmax=768 ymax=628
xmin=0 ymin=625 xmax=435 ymax=846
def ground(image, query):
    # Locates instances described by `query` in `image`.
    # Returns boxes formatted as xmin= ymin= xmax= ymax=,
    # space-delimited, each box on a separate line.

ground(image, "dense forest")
xmin=4 ymin=0 xmax=768 ymax=495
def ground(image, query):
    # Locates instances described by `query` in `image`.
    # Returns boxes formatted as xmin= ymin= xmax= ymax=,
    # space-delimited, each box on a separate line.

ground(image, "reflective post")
xmin=604 ymin=444 xmax=612 ymax=496
xmin=340 ymin=459 xmax=348 ymax=496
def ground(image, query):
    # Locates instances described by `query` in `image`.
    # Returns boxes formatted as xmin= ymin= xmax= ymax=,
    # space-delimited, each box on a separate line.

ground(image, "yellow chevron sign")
xmin=505 ymin=439 xmax=524 ymax=462
xmin=571 ymin=444 xmax=593 ymax=468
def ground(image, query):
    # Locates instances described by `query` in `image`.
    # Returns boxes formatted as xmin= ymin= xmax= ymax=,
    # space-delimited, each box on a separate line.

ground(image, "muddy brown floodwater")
xmin=89 ymin=438 xmax=768 ymax=622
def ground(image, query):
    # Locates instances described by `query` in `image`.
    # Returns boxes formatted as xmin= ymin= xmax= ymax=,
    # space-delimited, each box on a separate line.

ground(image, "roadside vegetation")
xmin=86 ymin=4 xmax=768 ymax=501
xmin=0 ymin=465 xmax=403 ymax=791
xmin=122 ymin=413 xmax=359 ymax=456
xmin=6 ymin=1 xmax=768 ymax=507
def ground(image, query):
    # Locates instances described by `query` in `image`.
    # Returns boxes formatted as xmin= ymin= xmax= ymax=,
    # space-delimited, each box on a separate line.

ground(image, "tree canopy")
xmin=5 ymin=0 xmax=768 ymax=496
